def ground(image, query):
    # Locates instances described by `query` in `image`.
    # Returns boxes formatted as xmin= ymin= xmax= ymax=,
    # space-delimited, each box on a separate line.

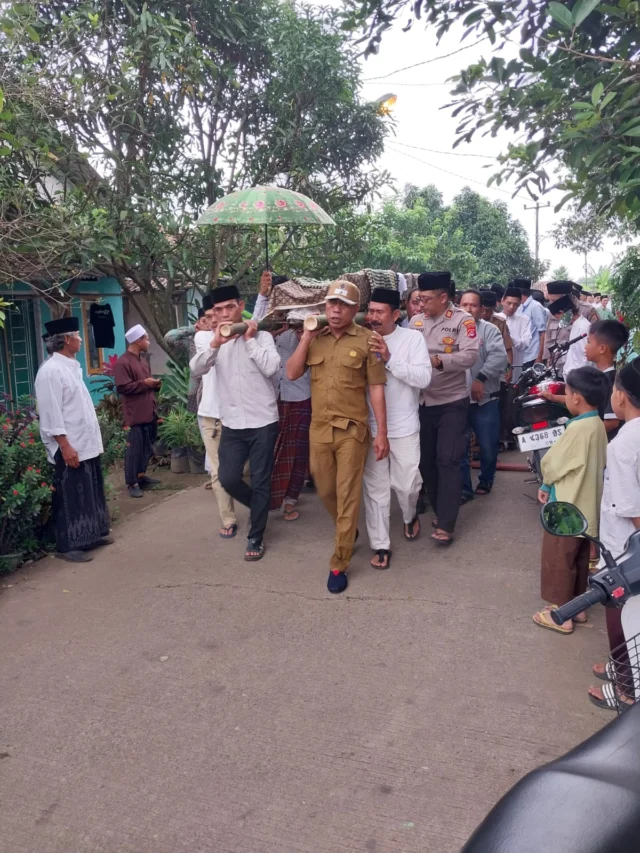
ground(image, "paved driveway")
xmin=0 ymin=465 xmax=609 ymax=853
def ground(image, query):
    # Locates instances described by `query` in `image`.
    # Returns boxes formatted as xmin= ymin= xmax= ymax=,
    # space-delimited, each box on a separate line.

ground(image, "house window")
xmin=81 ymin=301 xmax=104 ymax=374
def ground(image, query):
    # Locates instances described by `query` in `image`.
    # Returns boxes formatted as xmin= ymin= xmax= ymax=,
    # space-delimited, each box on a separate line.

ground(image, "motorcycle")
xmin=511 ymin=333 xmax=587 ymax=482
xmin=460 ymin=500 xmax=640 ymax=853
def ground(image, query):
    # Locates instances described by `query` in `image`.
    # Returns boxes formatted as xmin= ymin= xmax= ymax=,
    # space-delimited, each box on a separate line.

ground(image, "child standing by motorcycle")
xmin=584 ymin=319 xmax=630 ymax=440
xmin=589 ymin=358 xmax=640 ymax=709
xmin=533 ymin=366 xmax=609 ymax=634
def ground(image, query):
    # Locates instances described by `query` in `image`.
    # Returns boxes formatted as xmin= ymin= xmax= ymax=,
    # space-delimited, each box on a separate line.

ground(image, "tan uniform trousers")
xmin=200 ymin=416 xmax=236 ymax=529
xmin=310 ymin=426 xmax=369 ymax=572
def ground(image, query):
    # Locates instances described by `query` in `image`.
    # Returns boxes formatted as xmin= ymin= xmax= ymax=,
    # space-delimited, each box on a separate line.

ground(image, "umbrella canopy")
xmin=196 ymin=185 xmax=336 ymax=227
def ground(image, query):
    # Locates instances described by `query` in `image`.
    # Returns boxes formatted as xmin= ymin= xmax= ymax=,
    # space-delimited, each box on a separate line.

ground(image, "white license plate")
xmin=516 ymin=425 xmax=565 ymax=451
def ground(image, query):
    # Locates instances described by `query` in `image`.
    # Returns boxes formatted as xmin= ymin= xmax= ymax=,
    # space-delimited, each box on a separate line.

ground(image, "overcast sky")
xmin=343 ymin=10 xmax=629 ymax=280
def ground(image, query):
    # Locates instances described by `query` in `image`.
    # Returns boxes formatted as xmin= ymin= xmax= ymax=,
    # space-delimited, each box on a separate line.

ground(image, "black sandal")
xmin=475 ymin=481 xmax=493 ymax=495
xmin=244 ymin=538 xmax=265 ymax=561
xmin=371 ymin=549 xmax=392 ymax=570
xmin=404 ymin=516 xmax=420 ymax=540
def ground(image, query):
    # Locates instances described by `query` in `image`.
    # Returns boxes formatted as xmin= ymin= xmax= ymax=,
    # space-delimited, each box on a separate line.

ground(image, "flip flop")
xmin=404 ymin=516 xmax=420 ymax=540
xmin=244 ymin=538 xmax=265 ymax=561
xmin=219 ymin=524 xmax=237 ymax=539
xmin=588 ymin=681 xmax=633 ymax=712
xmin=533 ymin=609 xmax=573 ymax=634
xmin=371 ymin=549 xmax=392 ymax=570
xmin=542 ymin=603 xmax=587 ymax=625
xmin=283 ymin=506 xmax=300 ymax=522
xmin=431 ymin=531 xmax=454 ymax=546
xmin=593 ymin=661 xmax=615 ymax=682
xmin=475 ymin=481 xmax=492 ymax=495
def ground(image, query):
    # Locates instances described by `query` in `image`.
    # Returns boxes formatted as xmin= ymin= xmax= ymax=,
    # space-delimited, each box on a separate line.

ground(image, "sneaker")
xmin=128 ymin=484 xmax=144 ymax=498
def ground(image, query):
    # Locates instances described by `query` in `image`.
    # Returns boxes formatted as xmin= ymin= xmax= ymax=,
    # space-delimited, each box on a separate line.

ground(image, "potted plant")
xmin=0 ymin=397 xmax=54 ymax=571
xmin=157 ymin=406 xmax=205 ymax=474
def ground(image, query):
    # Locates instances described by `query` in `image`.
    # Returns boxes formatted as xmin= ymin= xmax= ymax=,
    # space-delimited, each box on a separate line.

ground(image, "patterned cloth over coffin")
xmin=265 ymin=270 xmax=399 ymax=315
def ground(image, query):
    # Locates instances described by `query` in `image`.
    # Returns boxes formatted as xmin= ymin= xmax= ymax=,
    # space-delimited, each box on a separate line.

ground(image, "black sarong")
xmin=53 ymin=452 xmax=110 ymax=553
xmin=124 ymin=420 xmax=157 ymax=486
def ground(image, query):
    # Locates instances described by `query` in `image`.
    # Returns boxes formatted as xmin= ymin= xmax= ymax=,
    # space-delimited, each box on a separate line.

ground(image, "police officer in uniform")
xmin=286 ymin=280 xmax=389 ymax=594
xmin=410 ymin=271 xmax=480 ymax=545
xmin=544 ymin=280 xmax=599 ymax=371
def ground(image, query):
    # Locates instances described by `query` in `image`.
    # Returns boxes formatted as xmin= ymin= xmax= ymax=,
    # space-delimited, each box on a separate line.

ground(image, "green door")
xmin=0 ymin=299 xmax=39 ymax=402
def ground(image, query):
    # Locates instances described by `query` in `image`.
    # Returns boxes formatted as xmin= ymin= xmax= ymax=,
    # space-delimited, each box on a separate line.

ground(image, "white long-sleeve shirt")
xmin=189 ymin=331 xmax=280 ymax=429
xmin=367 ymin=326 xmax=432 ymax=438
xmin=191 ymin=330 xmax=220 ymax=419
xmin=599 ymin=418 xmax=640 ymax=561
xmin=499 ymin=312 xmax=533 ymax=368
xmin=34 ymin=352 xmax=103 ymax=464
xmin=562 ymin=315 xmax=592 ymax=378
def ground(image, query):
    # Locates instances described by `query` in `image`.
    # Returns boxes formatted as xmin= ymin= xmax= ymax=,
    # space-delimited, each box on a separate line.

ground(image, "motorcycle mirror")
xmin=540 ymin=502 xmax=588 ymax=537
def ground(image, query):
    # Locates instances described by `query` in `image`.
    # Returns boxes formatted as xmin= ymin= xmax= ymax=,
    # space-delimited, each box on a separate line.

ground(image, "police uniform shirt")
xmin=306 ymin=323 xmax=387 ymax=443
xmin=410 ymin=304 xmax=480 ymax=406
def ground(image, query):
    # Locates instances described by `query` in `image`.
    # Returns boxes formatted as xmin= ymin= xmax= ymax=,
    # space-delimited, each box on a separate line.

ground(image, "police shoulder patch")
xmin=445 ymin=309 xmax=453 ymax=319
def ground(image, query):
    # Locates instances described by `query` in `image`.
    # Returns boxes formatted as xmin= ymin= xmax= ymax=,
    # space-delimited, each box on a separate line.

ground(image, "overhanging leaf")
xmin=573 ymin=0 xmax=603 ymax=26
xmin=548 ymin=2 xmax=574 ymax=29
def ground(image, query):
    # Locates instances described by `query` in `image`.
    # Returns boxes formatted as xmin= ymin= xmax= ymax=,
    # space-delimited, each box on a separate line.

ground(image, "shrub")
xmin=0 ymin=397 xmax=54 ymax=564
xmin=157 ymin=406 xmax=203 ymax=450
xmin=97 ymin=411 xmax=128 ymax=471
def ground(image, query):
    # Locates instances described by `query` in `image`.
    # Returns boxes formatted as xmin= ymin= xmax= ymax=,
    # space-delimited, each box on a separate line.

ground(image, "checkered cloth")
xmin=269 ymin=399 xmax=312 ymax=510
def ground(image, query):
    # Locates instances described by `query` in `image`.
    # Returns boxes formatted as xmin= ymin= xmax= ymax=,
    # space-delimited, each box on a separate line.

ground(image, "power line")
xmin=392 ymin=140 xmax=496 ymax=160
xmin=385 ymin=142 xmax=517 ymax=197
xmin=362 ymin=80 xmax=450 ymax=87
xmin=362 ymin=37 xmax=489 ymax=82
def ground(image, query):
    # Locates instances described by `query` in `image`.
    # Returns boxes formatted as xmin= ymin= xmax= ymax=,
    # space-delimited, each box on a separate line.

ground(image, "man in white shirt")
xmin=362 ymin=288 xmax=432 ymax=568
xmin=190 ymin=292 xmax=239 ymax=539
xmin=499 ymin=286 xmax=533 ymax=381
xmin=189 ymin=285 xmax=280 ymax=562
xmin=515 ymin=278 xmax=547 ymax=367
xmin=34 ymin=316 xmax=112 ymax=563
xmin=547 ymin=294 xmax=591 ymax=377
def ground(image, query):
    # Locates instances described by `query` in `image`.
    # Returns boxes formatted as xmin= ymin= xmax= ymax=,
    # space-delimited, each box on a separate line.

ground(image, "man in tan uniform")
xmin=287 ymin=280 xmax=389 ymax=594
xmin=410 ymin=271 xmax=479 ymax=544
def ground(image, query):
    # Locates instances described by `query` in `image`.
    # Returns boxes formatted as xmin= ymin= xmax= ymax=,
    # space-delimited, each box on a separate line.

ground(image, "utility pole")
xmin=524 ymin=201 xmax=551 ymax=268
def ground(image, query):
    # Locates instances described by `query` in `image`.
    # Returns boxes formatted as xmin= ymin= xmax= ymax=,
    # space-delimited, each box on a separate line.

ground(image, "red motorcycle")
xmin=511 ymin=333 xmax=587 ymax=482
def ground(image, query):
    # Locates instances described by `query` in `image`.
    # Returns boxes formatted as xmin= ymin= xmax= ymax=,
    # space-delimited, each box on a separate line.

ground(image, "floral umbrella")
xmin=196 ymin=185 xmax=336 ymax=269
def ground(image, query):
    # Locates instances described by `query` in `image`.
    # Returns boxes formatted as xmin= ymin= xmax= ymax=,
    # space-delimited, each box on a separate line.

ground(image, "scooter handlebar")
xmin=551 ymin=586 xmax=608 ymax=625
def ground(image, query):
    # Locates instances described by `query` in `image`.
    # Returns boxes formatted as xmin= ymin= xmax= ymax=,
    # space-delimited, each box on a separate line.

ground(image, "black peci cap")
xmin=210 ymin=284 xmax=241 ymax=304
xmin=44 ymin=316 xmax=80 ymax=336
xmin=370 ymin=287 xmax=400 ymax=309
xmin=418 ymin=271 xmax=451 ymax=291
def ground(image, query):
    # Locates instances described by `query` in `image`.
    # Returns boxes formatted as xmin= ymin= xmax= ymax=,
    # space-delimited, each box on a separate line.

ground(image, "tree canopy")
xmin=0 ymin=0 xmax=388 ymax=343
xmin=353 ymin=184 xmax=538 ymax=285
xmin=345 ymin=0 xmax=640 ymax=225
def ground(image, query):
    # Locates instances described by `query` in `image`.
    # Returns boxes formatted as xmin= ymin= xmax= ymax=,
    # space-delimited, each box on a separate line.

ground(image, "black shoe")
xmin=461 ymin=491 xmax=474 ymax=505
xmin=128 ymin=484 xmax=144 ymax=498
xmin=80 ymin=536 xmax=115 ymax=551
xmin=139 ymin=476 xmax=161 ymax=488
xmin=327 ymin=571 xmax=348 ymax=594
xmin=56 ymin=551 xmax=93 ymax=563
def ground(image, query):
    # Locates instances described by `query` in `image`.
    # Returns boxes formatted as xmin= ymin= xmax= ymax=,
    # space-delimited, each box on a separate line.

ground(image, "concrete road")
xmin=0 ymin=464 xmax=611 ymax=853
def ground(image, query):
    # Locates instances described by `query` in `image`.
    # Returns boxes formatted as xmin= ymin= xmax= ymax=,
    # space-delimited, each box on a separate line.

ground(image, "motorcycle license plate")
xmin=517 ymin=425 xmax=565 ymax=451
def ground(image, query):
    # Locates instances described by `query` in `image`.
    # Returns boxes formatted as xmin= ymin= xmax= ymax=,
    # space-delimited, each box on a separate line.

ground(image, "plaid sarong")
xmin=269 ymin=399 xmax=312 ymax=510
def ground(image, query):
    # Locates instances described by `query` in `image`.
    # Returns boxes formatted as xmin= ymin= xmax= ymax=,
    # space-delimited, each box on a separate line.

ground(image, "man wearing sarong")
xmin=269 ymin=327 xmax=312 ymax=521
xmin=114 ymin=325 xmax=162 ymax=498
xmin=34 ymin=316 xmax=112 ymax=563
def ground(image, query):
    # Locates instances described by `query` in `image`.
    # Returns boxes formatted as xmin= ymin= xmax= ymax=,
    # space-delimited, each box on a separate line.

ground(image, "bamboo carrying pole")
xmin=303 ymin=310 xmax=406 ymax=332
xmin=219 ymin=316 xmax=285 ymax=338
xmin=220 ymin=310 xmax=407 ymax=338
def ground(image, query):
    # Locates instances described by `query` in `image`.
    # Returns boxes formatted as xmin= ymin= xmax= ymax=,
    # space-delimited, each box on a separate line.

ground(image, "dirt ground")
xmin=0 ymin=457 xmax=612 ymax=853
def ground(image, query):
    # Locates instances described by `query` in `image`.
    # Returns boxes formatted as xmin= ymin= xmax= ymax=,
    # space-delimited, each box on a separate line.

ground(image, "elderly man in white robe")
xmin=362 ymin=287 xmax=432 ymax=569
xmin=34 ymin=316 xmax=112 ymax=562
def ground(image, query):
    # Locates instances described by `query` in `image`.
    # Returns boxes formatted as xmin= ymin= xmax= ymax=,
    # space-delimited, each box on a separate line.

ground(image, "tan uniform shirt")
xmin=544 ymin=301 xmax=599 ymax=367
xmin=306 ymin=323 xmax=387 ymax=443
xmin=410 ymin=304 xmax=480 ymax=406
